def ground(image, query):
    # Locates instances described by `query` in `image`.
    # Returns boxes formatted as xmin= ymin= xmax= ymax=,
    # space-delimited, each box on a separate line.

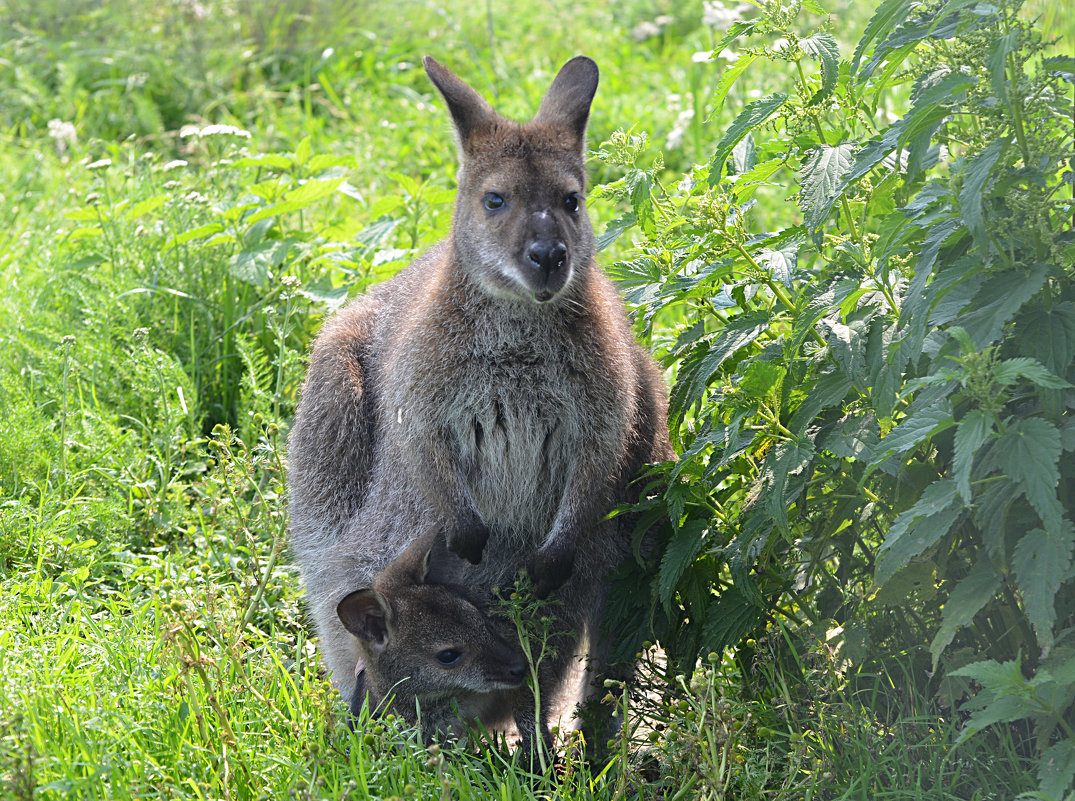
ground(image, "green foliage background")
xmin=0 ymin=0 xmax=1072 ymax=798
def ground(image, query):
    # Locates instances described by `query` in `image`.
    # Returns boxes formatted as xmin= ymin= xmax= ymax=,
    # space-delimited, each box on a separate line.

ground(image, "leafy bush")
xmin=602 ymin=0 xmax=1074 ymax=793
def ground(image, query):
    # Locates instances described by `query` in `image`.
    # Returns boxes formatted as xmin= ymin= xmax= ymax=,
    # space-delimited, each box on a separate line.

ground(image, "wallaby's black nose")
xmin=508 ymin=656 xmax=528 ymax=682
xmin=527 ymin=241 xmax=567 ymax=276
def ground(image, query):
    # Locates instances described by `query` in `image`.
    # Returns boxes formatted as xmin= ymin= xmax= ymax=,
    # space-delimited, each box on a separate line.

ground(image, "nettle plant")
xmin=599 ymin=0 xmax=1074 ymax=790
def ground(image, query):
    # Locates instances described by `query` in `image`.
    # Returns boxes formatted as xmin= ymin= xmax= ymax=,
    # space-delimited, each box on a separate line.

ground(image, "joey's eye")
xmin=435 ymin=648 xmax=462 ymax=667
xmin=564 ymin=194 xmax=581 ymax=212
xmin=483 ymin=193 xmax=505 ymax=211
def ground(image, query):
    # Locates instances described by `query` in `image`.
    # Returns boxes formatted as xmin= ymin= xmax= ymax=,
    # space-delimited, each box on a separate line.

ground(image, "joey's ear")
xmin=337 ymin=589 xmax=391 ymax=647
xmin=423 ymin=56 xmax=496 ymax=148
xmin=533 ymin=56 xmax=599 ymax=146
xmin=420 ymin=529 xmax=460 ymax=587
xmin=382 ymin=525 xmax=441 ymax=586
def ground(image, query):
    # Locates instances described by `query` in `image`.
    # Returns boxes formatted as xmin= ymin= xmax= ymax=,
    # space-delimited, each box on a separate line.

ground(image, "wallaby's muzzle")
xmin=523 ymin=211 xmax=570 ymax=302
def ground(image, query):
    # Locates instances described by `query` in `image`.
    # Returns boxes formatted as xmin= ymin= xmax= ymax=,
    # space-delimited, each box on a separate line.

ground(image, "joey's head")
xmin=423 ymin=55 xmax=599 ymax=306
xmin=336 ymin=529 xmax=527 ymax=712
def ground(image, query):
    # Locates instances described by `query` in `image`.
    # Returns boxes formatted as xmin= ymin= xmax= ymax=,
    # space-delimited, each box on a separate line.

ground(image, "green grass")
xmin=1 ymin=0 xmax=1070 ymax=798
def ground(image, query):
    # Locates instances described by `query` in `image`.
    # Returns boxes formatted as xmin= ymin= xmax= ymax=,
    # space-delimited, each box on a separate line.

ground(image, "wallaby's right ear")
xmin=337 ymin=589 xmax=391 ymax=648
xmin=423 ymin=56 xmax=496 ymax=148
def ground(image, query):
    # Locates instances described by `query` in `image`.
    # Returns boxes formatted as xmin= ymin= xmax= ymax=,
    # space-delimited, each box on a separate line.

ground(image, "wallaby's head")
xmin=423 ymin=55 xmax=599 ymax=306
xmin=336 ymin=528 xmax=527 ymax=713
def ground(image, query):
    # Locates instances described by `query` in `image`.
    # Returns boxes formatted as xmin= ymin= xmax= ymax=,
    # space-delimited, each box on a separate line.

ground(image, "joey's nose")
xmin=527 ymin=241 xmax=567 ymax=276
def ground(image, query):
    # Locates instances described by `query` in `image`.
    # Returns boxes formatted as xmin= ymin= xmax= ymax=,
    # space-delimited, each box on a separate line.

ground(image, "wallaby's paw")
xmin=527 ymin=542 xmax=576 ymax=598
xmin=448 ymin=522 xmax=490 ymax=564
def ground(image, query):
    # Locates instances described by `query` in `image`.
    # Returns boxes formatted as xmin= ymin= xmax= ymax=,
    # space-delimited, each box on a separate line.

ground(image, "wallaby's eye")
xmin=483 ymin=193 xmax=505 ymax=211
xmin=435 ymin=648 xmax=463 ymax=667
xmin=564 ymin=194 xmax=581 ymax=213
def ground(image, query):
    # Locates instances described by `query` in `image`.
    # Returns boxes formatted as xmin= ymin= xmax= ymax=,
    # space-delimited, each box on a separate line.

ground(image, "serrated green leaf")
xmin=957 ymin=263 xmax=1048 ymax=349
xmin=625 ymin=169 xmax=656 ymax=236
xmin=1019 ymin=302 xmax=1075 ymax=374
xmin=873 ymin=558 xmax=937 ymax=607
xmin=729 ymin=158 xmax=785 ymax=202
xmin=124 ymin=194 xmax=169 ymax=220
xmin=1012 ymin=522 xmax=1075 ymax=652
xmin=799 ymin=143 xmax=855 ymax=236
xmin=230 ymin=241 xmax=289 ymax=286
xmin=951 ymin=656 xmax=1027 ymax=692
xmin=871 ymin=402 xmax=954 ymax=464
xmin=669 ymin=311 xmax=770 ymax=430
xmin=1043 ymin=55 xmax=1075 ymax=80
xmin=166 ymin=221 xmax=226 ymax=250
xmin=708 ymin=93 xmax=788 ymax=186
xmin=993 ymin=357 xmax=1071 ymax=389
xmin=1039 ymin=739 xmax=1075 ymax=799
xmin=1002 ymin=417 xmax=1063 ymax=529
xmin=851 ymin=0 xmax=914 ymax=77
xmin=959 ymin=138 xmax=1007 ymax=249
xmin=974 ymin=478 xmax=1017 ymax=556
xmin=986 ymin=31 xmax=1019 ymax=102
xmin=658 ymin=520 xmax=710 ymax=604
xmin=877 ymin=478 xmax=962 ymax=584
xmin=284 ymin=177 xmax=345 ymax=205
xmin=930 ymin=559 xmax=1001 ymax=669
xmin=756 ymin=241 xmax=799 ymax=287
xmin=244 ymin=198 xmax=309 ymax=225
xmin=702 ymin=587 xmax=764 ymax=654
xmin=801 ymin=33 xmax=840 ymax=106
xmin=953 ymin=409 xmax=992 ymax=503
xmin=738 ymin=361 xmax=786 ymax=399
xmin=294 ymin=136 xmax=312 ymax=167
xmin=859 ymin=4 xmax=971 ymax=82
xmin=790 ymin=372 xmax=853 ymax=435
xmin=766 ymin=439 xmax=815 ymax=531
xmin=307 ymin=153 xmax=358 ymax=173
xmin=712 ymin=52 xmax=761 ymax=116
xmin=713 ymin=20 xmax=758 ymax=64
xmin=597 ymin=213 xmax=637 ymax=252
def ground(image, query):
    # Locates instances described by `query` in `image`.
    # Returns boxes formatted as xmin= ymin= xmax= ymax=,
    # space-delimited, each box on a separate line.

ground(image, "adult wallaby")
xmin=287 ymin=54 xmax=672 ymax=750
xmin=335 ymin=526 xmax=528 ymax=740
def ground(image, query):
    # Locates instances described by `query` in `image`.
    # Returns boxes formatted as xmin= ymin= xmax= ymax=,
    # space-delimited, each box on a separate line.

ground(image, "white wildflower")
xmin=178 ymin=0 xmax=209 ymax=20
xmin=702 ymin=1 xmax=749 ymax=28
xmin=666 ymin=108 xmax=695 ymax=151
xmin=86 ymin=158 xmax=112 ymax=170
xmin=162 ymin=159 xmax=188 ymax=172
xmin=47 ymin=119 xmax=77 ymax=153
xmin=632 ymin=20 xmax=661 ymax=41
xmin=692 ymin=50 xmax=713 ymax=63
xmin=197 ymin=124 xmax=251 ymax=138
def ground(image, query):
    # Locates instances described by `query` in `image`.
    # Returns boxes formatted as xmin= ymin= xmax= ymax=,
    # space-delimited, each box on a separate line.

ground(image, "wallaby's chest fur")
xmin=368 ymin=243 xmax=631 ymax=547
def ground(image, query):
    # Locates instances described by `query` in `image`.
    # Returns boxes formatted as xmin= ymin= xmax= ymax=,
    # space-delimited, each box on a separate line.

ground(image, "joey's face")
xmin=453 ymin=135 xmax=596 ymax=306
xmin=387 ymin=587 xmax=528 ymax=697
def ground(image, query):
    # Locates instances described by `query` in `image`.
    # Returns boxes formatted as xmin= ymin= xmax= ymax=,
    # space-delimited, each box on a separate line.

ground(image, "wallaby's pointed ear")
xmin=381 ymin=525 xmax=441 ymax=586
xmin=337 ymin=589 xmax=391 ymax=647
xmin=423 ymin=56 xmax=496 ymax=149
xmin=421 ymin=529 xmax=459 ymax=586
xmin=533 ymin=56 xmax=599 ymax=146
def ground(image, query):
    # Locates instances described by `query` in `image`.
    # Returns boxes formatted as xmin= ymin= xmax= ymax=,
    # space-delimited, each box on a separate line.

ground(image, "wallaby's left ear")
xmin=424 ymin=56 xmax=496 ymax=149
xmin=533 ymin=56 xmax=599 ymax=147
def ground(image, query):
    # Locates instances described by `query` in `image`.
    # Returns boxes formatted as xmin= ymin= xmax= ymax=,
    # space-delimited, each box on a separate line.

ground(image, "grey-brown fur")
xmin=335 ymin=526 xmax=528 ymax=740
xmin=287 ymin=55 xmax=673 ymax=749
